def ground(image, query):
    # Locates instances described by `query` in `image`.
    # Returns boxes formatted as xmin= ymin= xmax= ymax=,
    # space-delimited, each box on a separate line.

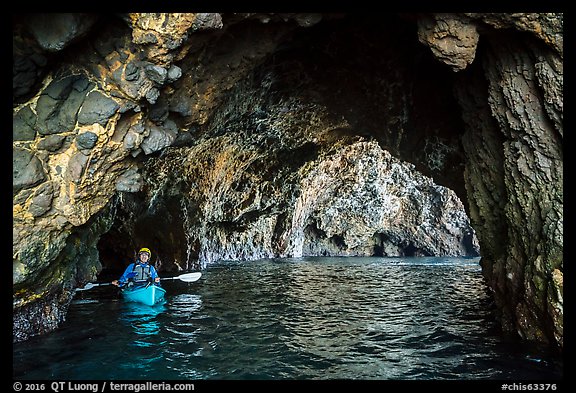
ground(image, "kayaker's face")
xmin=139 ymin=252 xmax=150 ymax=263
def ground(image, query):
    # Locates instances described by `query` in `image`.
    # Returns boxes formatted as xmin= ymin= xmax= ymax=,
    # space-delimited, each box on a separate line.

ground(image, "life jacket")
xmin=131 ymin=262 xmax=152 ymax=282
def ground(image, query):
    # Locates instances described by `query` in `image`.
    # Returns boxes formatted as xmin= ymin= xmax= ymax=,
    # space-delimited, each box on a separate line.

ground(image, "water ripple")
xmin=13 ymin=257 xmax=562 ymax=380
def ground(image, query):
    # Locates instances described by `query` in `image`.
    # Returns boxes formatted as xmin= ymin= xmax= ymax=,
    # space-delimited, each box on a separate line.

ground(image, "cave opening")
xmin=94 ymin=13 xmax=479 ymax=279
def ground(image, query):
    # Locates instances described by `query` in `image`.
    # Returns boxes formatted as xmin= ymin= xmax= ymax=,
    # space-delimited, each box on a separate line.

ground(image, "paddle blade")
xmin=177 ymin=272 xmax=202 ymax=282
xmin=76 ymin=282 xmax=113 ymax=291
xmin=76 ymin=283 xmax=98 ymax=291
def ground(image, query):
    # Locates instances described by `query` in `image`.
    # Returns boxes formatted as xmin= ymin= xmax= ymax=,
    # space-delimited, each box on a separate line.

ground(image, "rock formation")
xmin=13 ymin=13 xmax=562 ymax=351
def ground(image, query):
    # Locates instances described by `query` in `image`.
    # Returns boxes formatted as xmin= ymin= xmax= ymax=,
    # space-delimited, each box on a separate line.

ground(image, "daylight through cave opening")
xmin=95 ymin=14 xmax=480 ymax=274
xmin=93 ymin=14 xmax=479 ymax=269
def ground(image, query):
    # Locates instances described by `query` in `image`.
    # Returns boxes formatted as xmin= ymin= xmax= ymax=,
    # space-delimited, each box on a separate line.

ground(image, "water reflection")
xmin=168 ymin=293 xmax=203 ymax=314
xmin=120 ymin=302 xmax=166 ymax=344
xmin=13 ymin=257 xmax=563 ymax=380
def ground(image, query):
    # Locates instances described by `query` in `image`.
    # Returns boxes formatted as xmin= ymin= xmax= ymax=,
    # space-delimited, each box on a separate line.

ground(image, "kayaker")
xmin=112 ymin=247 xmax=161 ymax=287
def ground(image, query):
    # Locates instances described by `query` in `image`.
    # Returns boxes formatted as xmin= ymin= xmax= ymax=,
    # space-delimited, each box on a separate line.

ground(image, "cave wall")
xmin=113 ymin=116 xmax=478 ymax=270
xmin=12 ymin=13 xmax=562 ymax=349
xmin=455 ymin=31 xmax=563 ymax=346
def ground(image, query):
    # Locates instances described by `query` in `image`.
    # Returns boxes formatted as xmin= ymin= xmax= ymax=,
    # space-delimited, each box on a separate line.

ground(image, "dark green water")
xmin=13 ymin=257 xmax=562 ymax=380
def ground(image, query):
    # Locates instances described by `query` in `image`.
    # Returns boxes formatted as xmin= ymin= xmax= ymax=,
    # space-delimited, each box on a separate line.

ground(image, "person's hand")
xmin=112 ymin=280 xmax=119 ymax=286
xmin=154 ymin=277 xmax=160 ymax=283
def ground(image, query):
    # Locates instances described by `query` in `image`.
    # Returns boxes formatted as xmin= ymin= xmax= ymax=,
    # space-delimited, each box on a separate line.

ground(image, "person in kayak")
xmin=112 ymin=247 xmax=161 ymax=288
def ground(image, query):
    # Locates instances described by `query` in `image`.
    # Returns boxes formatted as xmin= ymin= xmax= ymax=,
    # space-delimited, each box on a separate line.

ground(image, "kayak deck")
xmin=121 ymin=284 xmax=166 ymax=306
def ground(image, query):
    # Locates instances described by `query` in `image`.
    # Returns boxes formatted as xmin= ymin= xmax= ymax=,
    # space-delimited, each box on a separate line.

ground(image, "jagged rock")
xmin=118 ymin=114 xmax=146 ymax=153
xmin=28 ymin=182 xmax=54 ymax=217
xmin=145 ymin=87 xmax=160 ymax=104
xmin=66 ymin=152 xmax=89 ymax=183
xmin=190 ymin=13 xmax=224 ymax=31
xmin=417 ymin=14 xmax=479 ymax=72
xmin=36 ymin=74 xmax=91 ymax=135
xmin=140 ymin=119 xmax=178 ymax=154
xmin=24 ymin=13 xmax=99 ymax=52
xmin=13 ymin=53 xmax=48 ymax=100
xmin=37 ymin=135 xmax=67 ymax=152
xmin=124 ymin=61 xmax=139 ymax=81
xmin=166 ymin=65 xmax=182 ymax=83
xmin=115 ymin=167 xmax=143 ymax=192
xmin=77 ymin=90 xmax=120 ymax=126
xmin=13 ymin=148 xmax=46 ymax=194
xmin=144 ymin=63 xmax=168 ymax=85
xmin=464 ymin=13 xmax=563 ymax=57
xmin=13 ymin=106 xmax=37 ymax=141
xmin=148 ymin=100 xmax=169 ymax=123
xmin=475 ymin=33 xmax=562 ymax=346
xmin=286 ymin=141 xmax=478 ymax=257
xmin=166 ymin=139 xmax=479 ymax=262
xmin=75 ymin=131 xmax=99 ymax=150
xmin=127 ymin=13 xmax=223 ymax=66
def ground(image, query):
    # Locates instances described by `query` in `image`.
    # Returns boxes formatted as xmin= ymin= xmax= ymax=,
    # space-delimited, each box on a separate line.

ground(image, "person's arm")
xmin=150 ymin=266 xmax=160 ymax=282
xmin=113 ymin=264 xmax=134 ymax=286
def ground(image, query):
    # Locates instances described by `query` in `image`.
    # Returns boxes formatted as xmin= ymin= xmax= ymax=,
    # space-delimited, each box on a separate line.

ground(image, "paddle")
xmin=76 ymin=282 xmax=114 ymax=291
xmin=161 ymin=272 xmax=202 ymax=283
xmin=76 ymin=272 xmax=202 ymax=291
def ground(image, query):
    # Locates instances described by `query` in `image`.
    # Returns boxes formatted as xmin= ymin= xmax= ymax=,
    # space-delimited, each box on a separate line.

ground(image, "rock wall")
xmin=452 ymin=24 xmax=563 ymax=346
xmin=127 ymin=135 xmax=477 ymax=270
xmin=12 ymin=13 xmax=562 ymax=350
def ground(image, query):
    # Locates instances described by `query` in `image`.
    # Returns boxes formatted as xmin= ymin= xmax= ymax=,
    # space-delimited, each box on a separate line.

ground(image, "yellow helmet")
xmin=139 ymin=247 xmax=151 ymax=258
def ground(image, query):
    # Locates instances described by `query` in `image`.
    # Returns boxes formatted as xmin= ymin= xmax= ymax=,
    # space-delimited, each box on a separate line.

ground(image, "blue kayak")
xmin=121 ymin=284 xmax=166 ymax=306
